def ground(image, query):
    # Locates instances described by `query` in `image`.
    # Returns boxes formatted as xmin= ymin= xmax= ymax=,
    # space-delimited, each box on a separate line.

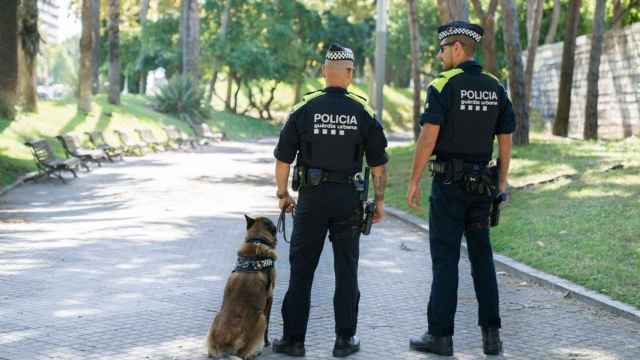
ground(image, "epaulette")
xmin=290 ymin=89 xmax=326 ymax=113
xmin=345 ymin=91 xmax=376 ymax=118
xmin=429 ymin=68 xmax=464 ymax=93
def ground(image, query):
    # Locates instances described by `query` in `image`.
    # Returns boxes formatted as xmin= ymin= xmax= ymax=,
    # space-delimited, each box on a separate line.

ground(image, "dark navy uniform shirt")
xmin=274 ymin=87 xmax=388 ymax=174
xmin=420 ymin=60 xmax=515 ymax=162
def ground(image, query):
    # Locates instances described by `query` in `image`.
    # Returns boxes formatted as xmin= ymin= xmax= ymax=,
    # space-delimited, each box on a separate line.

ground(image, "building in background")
xmin=39 ymin=0 xmax=62 ymax=44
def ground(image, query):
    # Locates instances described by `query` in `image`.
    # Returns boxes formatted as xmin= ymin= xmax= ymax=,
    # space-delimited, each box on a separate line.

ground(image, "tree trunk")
xmin=524 ymin=0 xmax=544 ymax=111
xmin=470 ymin=0 xmax=498 ymax=75
xmin=138 ymin=0 xmax=150 ymax=95
xmin=18 ymin=0 xmax=39 ymax=112
xmin=293 ymin=78 xmax=303 ymax=105
xmin=78 ymin=0 xmax=94 ymax=113
xmin=501 ymin=0 xmax=529 ymax=145
xmin=583 ymin=0 xmax=606 ymax=140
xmin=552 ymin=0 xmax=581 ymax=137
xmin=366 ymin=57 xmax=375 ymax=107
xmin=206 ymin=0 xmax=230 ymax=105
xmin=612 ymin=0 xmax=639 ymax=29
xmin=0 ymin=0 xmax=18 ymax=120
xmin=544 ymin=0 xmax=561 ymax=44
xmin=108 ymin=0 xmax=121 ymax=105
xmin=406 ymin=0 xmax=422 ymax=141
xmin=225 ymin=72 xmax=233 ymax=111
xmin=91 ymin=0 xmax=100 ymax=94
xmin=180 ymin=0 xmax=200 ymax=79
xmin=436 ymin=0 xmax=469 ymax=23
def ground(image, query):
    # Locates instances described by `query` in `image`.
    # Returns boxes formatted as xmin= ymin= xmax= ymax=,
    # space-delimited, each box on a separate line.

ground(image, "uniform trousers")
xmin=427 ymin=176 xmax=501 ymax=336
xmin=281 ymin=182 xmax=362 ymax=342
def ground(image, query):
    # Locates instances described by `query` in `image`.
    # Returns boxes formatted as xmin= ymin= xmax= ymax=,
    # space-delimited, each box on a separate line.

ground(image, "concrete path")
xmin=1 ymin=140 xmax=639 ymax=360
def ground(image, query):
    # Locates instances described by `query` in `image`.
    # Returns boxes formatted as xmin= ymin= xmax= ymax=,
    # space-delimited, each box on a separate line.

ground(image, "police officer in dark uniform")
xmin=272 ymin=44 xmax=389 ymax=358
xmin=406 ymin=22 xmax=515 ymax=356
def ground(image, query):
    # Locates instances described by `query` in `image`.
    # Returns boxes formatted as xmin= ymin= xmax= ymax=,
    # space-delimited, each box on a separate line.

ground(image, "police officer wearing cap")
xmin=406 ymin=22 xmax=515 ymax=356
xmin=272 ymin=44 xmax=389 ymax=357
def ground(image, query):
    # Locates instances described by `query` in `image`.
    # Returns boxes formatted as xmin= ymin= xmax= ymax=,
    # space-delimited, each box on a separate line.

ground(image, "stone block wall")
xmin=527 ymin=22 xmax=640 ymax=139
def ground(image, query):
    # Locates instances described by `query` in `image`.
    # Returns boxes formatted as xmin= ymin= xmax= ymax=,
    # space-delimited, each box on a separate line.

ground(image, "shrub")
xmin=153 ymin=75 xmax=210 ymax=124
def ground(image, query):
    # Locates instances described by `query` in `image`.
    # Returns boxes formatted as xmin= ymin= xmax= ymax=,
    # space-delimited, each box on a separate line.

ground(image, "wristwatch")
xmin=276 ymin=191 xmax=289 ymax=199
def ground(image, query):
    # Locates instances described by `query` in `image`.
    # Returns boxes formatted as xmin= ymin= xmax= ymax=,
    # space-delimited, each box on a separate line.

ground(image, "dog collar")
xmin=246 ymin=237 xmax=273 ymax=247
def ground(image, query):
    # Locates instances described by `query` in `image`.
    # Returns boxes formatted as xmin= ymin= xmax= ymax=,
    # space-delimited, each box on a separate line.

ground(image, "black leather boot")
xmin=333 ymin=335 xmax=360 ymax=357
xmin=272 ymin=337 xmax=306 ymax=357
xmin=409 ymin=332 xmax=453 ymax=356
xmin=482 ymin=327 xmax=503 ymax=355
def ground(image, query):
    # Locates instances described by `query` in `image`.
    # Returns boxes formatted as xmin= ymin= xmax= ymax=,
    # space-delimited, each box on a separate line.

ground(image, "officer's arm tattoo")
xmin=371 ymin=166 xmax=388 ymax=202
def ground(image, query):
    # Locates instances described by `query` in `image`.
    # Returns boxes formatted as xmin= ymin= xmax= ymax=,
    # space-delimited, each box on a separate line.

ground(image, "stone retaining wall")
xmin=527 ymin=22 xmax=640 ymax=139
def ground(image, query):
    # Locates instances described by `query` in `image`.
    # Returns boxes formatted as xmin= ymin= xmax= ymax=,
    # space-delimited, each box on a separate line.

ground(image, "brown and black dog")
xmin=206 ymin=215 xmax=278 ymax=360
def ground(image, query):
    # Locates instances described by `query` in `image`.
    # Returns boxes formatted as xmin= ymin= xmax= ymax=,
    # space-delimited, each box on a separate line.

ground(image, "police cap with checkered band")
xmin=325 ymin=43 xmax=354 ymax=62
xmin=437 ymin=21 xmax=484 ymax=43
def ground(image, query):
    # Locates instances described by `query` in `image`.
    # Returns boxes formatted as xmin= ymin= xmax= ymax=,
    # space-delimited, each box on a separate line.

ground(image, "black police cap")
xmin=437 ymin=21 xmax=484 ymax=43
xmin=325 ymin=43 xmax=354 ymax=62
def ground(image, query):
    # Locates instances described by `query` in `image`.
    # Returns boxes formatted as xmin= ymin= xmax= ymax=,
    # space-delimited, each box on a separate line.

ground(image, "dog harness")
xmin=232 ymin=237 xmax=276 ymax=290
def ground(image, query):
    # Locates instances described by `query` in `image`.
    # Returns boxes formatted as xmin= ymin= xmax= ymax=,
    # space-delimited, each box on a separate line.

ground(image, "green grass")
xmin=0 ymin=94 xmax=280 ymax=187
xmin=207 ymin=110 xmax=280 ymax=141
xmin=209 ymin=77 xmax=416 ymax=133
xmin=385 ymin=132 xmax=640 ymax=308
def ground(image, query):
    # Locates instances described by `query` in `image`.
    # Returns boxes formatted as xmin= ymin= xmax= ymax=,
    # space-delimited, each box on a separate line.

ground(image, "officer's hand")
xmin=407 ymin=181 xmax=422 ymax=210
xmin=499 ymin=180 xmax=507 ymax=194
xmin=373 ymin=200 xmax=384 ymax=223
xmin=278 ymin=195 xmax=296 ymax=213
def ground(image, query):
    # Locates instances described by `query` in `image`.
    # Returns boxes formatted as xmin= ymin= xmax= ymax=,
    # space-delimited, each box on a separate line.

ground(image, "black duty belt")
xmin=320 ymin=170 xmax=354 ymax=184
xmin=429 ymin=160 xmax=488 ymax=175
xmin=305 ymin=168 xmax=354 ymax=185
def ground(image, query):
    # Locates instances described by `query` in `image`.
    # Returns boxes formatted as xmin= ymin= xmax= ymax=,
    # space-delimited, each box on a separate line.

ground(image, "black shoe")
xmin=482 ymin=327 xmax=503 ymax=355
xmin=409 ymin=332 xmax=453 ymax=356
xmin=333 ymin=335 xmax=360 ymax=357
xmin=272 ymin=337 xmax=305 ymax=357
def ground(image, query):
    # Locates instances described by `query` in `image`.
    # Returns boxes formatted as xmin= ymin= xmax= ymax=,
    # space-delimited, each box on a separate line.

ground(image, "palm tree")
xmin=0 ymin=0 xmax=19 ymax=119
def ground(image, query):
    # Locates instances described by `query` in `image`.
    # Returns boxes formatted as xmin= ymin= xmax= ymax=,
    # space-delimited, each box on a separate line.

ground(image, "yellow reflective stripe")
xmin=429 ymin=68 xmax=464 ymax=93
xmin=482 ymin=71 xmax=501 ymax=83
xmin=346 ymin=93 xmax=376 ymax=118
xmin=290 ymin=90 xmax=325 ymax=113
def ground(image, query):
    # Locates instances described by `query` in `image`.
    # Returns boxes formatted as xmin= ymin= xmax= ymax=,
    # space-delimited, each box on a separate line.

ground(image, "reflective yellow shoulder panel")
xmin=429 ymin=68 xmax=464 ymax=93
xmin=482 ymin=71 xmax=502 ymax=84
xmin=346 ymin=92 xmax=376 ymax=118
xmin=290 ymin=90 xmax=325 ymax=113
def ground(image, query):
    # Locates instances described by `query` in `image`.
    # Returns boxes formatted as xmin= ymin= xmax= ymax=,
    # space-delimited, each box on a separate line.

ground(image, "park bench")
xmin=164 ymin=126 xmax=197 ymax=150
xmin=57 ymin=134 xmax=108 ymax=168
xmin=86 ymin=131 xmax=124 ymax=162
xmin=193 ymin=123 xmax=225 ymax=146
xmin=135 ymin=129 xmax=166 ymax=152
xmin=113 ymin=130 xmax=148 ymax=156
xmin=25 ymin=139 xmax=86 ymax=183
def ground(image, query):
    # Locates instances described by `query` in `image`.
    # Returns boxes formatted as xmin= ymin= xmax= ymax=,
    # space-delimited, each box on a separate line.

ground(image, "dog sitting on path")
xmin=206 ymin=215 xmax=278 ymax=360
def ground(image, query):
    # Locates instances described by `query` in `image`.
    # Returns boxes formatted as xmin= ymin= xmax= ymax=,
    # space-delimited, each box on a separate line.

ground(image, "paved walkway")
xmin=1 ymin=140 xmax=639 ymax=360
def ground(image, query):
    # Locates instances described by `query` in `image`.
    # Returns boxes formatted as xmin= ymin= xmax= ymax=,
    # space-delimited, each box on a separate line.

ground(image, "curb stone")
xmin=0 ymin=172 xmax=38 ymax=197
xmin=385 ymin=205 xmax=640 ymax=323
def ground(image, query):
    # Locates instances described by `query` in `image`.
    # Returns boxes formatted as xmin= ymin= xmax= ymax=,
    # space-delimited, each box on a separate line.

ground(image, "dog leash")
xmin=277 ymin=206 xmax=295 ymax=244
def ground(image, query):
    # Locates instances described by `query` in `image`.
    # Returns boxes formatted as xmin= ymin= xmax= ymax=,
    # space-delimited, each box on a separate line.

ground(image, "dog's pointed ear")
xmin=244 ymin=214 xmax=256 ymax=229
